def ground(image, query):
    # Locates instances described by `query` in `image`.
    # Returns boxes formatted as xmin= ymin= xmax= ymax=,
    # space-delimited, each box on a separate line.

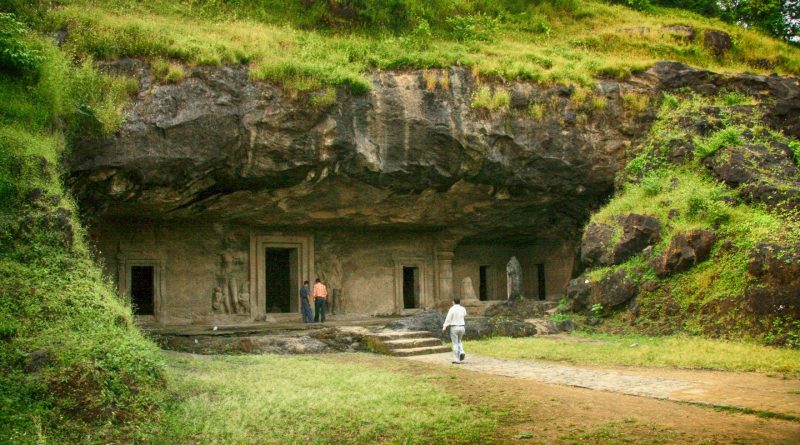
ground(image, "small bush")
xmin=529 ymin=102 xmax=545 ymax=121
xmin=309 ymin=87 xmax=337 ymax=107
xmin=152 ymin=59 xmax=185 ymax=84
xmin=588 ymin=95 xmax=607 ymax=114
xmin=788 ymin=140 xmax=800 ymax=165
xmin=718 ymin=90 xmax=756 ymax=106
xmin=622 ymin=92 xmax=649 ymax=113
xmin=693 ymin=125 xmax=744 ymax=159
xmin=472 ymin=85 xmax=510 ymax=110
xmin=446 ymin=13 xmax=499 ymax=42
xmin=0 ymin=13 xmax=44 ymax=77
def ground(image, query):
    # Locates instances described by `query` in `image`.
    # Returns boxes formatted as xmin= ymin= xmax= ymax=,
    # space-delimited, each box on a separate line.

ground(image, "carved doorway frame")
xmin=250 ymin=234 xmax=314 ymax=317
xmin=392 ymin=254 xmax=431 ymax=314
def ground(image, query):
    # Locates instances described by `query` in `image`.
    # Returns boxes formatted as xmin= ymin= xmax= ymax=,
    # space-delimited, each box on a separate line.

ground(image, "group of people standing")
xmin=300 ymin=278 xmax=328 ymax=323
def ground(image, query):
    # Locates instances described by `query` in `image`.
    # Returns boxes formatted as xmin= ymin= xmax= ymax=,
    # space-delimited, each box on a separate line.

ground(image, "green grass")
xmin=146 ymin=353 xmax=494 ymax=445
xmin=11 ymin=0 xmax=799 ymax=93
xmin=0 ymin=14 xmax=165 ymax=444
xmin=469 ymin=334 xmax=800 ymax=377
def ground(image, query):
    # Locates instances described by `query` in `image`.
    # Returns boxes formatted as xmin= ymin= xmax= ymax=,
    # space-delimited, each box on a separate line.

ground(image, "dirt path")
xmin=333 ymin=354 xmax=800 ymax=444
xmin=407 ymin=353 xmax=800 ymax=418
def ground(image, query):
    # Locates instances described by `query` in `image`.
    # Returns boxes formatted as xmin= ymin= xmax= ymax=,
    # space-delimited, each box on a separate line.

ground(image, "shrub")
xmin=446 ymin=13 xmax=499 ymax=42
xmin=529 ymin=102 xmax=545 ymax=121
xmin=788 ymin=140 xmax=800 ymax=165
xmin=693 ymin=125 xmax=744 ymax=159
xmin=472 ymin=85 xmax=510 ymax=110
xmin=0 ymin=13 xmax=44 ymax=77
xmin=622 ymin=92 xmax=649 ymax=113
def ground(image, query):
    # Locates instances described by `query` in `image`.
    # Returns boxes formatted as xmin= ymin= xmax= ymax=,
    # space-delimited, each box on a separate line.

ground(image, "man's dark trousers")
xmin=314 ymin=297 xmax=326 ymax=323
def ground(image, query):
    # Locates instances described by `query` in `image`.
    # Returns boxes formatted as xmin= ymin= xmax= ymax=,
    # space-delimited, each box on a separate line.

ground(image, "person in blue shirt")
xmin=300 ymin=281 xmax=313 ymax=323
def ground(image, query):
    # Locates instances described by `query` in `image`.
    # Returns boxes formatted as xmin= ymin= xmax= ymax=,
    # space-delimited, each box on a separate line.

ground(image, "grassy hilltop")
xmin=13 ymin=0 xmax=800 ymax=93
xmin=1 ymin=0 xmax=799 ymax=443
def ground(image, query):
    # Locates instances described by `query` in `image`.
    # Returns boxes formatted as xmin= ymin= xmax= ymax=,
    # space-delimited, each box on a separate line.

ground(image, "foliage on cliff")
xmin=575 ymin=90 xmax=800 ymax=345
xmin=6 ymin=0 xmax=800 ymax=93
xmin=0 ymin=13 xmax=165 ymax=443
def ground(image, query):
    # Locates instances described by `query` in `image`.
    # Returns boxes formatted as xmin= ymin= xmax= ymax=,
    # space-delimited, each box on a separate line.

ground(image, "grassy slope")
xmin=470 ymin=334 xmax=800 ymax=377
xmin=30 ymin=0 xmax=800 ymax=93
xmin=152 ymin=353 xmax=494 ymax=444
xmin=0 ymin=15 xmax=165 ymax=444
xmin=577 ymin=91 xmax=800 ymax=343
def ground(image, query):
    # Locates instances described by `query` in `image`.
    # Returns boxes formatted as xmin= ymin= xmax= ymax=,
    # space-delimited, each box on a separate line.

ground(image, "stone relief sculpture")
xmin=506 ymin=256 xmax=522 ymax=299
xmin=237 ymin=281 xmax=251 ymax=314
xmin=212 ymin=286 xmax=224 ymax=313
xmin=213 ymin=251 xmax=249 ymax=314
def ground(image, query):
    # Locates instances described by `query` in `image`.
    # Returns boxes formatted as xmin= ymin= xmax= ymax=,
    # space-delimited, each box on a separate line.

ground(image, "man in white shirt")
xmin=442 ymin=297 xmax=467 ymax=364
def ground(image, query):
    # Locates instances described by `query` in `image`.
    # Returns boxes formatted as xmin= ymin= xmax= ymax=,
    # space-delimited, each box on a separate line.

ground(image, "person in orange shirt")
xmin=312 ymin=278 xmax=328 ymax=323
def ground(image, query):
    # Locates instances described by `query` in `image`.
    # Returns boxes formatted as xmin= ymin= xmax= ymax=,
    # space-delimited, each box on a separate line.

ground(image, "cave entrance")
xmin=479 ymin=265 xmax=493 ymax=301
xmin=130 ymin=265 xmax=155 ymax=315
xmin=265 ymin=248 xmax=298 ymax=313
xmin=534 ymin=263 xmax=546 ymax=300
xmin=402 ymin=266 xmax=420 ymax=309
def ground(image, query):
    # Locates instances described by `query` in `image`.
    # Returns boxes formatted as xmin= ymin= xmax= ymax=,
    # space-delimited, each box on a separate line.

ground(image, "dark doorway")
xmin=536 ymin=263 xmax=546 ymax=300
xmin=402 ymin=266 xmax=420 ymax=309
xmin=265 ymin=248 xmax=292 ymax=313
xmin=130 ymin=266 xmax=154 ymax=315
xmin=479 ymin=265 xmax=489 ymax=301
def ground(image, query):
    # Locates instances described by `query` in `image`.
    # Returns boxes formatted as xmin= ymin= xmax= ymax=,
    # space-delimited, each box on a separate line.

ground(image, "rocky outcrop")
xmin=654 ymin=229 xmax=716 ymax=277
xmin=580 ymin=223 xmax=616 ymax=267
xmin=68 ymin=62 xmax=799 ymax=242
xmin=746 ymin=243 xmax=800 ymax=317
xmin=567 ymin=269 xmax=639 ymax=311
xmin=612 ymin=214 xmax=661 ymax=263
xmin=703 ymin=142 xmax=800 ymax=212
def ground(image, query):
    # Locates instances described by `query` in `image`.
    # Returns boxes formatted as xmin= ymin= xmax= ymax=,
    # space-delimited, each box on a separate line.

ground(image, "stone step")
xmin=391 ymin=345 xmax=451 ymax=357
xmin=383 ymin=337 xmax=443 ymax=349
xmin=368 ymin=330 xmax=432 ymax=341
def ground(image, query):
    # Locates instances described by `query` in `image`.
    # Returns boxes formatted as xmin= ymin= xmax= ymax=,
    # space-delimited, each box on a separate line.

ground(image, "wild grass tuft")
xmin=472 ymin=85 xmax=510 ymax=110
xmin=693 ymin=125 xmax=744 ymax=159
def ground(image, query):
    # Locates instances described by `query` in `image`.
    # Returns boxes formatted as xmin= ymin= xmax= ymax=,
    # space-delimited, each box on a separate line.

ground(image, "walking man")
xmin=300 ymin=280 xmax=313 ymax=323
xmin=442 ymin=296 xmax=467 ymax=364
xmin=313 ymin=278 xmax=328 ymax=323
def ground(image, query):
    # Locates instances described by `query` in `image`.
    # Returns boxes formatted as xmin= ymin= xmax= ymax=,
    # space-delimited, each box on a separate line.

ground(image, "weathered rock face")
xmin=703 ymin=142 xmax=800 ymax=212
xmin=654 ymin=229 xmax=716 ymax=277
xmin=580 ymin=223 xmax=616 ymax=267
xmin=746 ymin=242 xmax=800 ymax=317
xmin=567 ymin=268 xmax=639 ymax=311
xmin=612 ymin=214 xmax=661 ymax=264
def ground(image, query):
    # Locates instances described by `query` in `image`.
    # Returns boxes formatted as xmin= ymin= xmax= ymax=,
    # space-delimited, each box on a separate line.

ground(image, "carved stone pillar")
xmin=436 ymin=250 xmax=455 ymax=305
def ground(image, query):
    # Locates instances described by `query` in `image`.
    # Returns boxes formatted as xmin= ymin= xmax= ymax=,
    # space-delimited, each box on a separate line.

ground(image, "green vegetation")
xmin=589 ymin=89 xmax=800 ymax=342
xmin=148 ymin=353 xmax=494 ymax=444
xmin=471 ymin=85 xmax=510 ymax=110
xmin=5 ymin=0 xmax=799 ymax=94
xmin=0 ymin=13 xmax=164 ymax=444
xmin=559 ymin=418 xmax=683 ymax=444
xmin=469 ymin=334 xmax=800 ymax=377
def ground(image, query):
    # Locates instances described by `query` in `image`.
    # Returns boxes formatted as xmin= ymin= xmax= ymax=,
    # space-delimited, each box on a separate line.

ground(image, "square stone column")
xmin=436 ymin=250 xmax=454 ymax=306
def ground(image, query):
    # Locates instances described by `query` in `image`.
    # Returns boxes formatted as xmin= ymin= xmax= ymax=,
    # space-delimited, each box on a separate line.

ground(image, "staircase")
xmin=366 ymin=330 xmax=451 ymax=357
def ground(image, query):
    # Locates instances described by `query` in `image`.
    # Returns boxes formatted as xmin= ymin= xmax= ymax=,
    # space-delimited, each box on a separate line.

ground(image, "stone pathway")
xmin=407 ymin=353 xmax=800 ymax=418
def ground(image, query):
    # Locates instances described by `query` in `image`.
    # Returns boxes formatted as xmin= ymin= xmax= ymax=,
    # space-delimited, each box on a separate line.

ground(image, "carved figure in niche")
xmin=221 ymin=253 xmax=238 ymax=313
xmin=212 ymin=286 xmax=224 ymax=312
xmin=506 ymin=256 xmax=522 ymax=299
xmin=237 ymin=281 xmax=251 ymax=314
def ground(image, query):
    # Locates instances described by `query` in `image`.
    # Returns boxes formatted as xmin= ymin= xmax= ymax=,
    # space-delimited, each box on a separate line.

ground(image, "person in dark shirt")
xmin=300 ymin=281 xmax=312 ymax=323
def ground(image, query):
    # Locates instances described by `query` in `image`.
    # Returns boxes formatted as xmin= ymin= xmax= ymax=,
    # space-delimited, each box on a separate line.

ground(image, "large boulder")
xmin=654 ymin=229 xmax=716 ymax=277
xmin=581 ymin=223 xmax=616 ymax=267
xmin=612 ymin=214 xmax=661 ymax=263
xmin=567 ymin=269 xmax=639 ymax=311
xmin=703 ymin=30 xmax=732 ymax=56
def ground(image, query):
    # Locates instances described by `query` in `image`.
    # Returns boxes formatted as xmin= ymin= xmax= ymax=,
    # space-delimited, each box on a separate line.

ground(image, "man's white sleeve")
xmin=443 ymin=307 xmax=453 ymax=329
